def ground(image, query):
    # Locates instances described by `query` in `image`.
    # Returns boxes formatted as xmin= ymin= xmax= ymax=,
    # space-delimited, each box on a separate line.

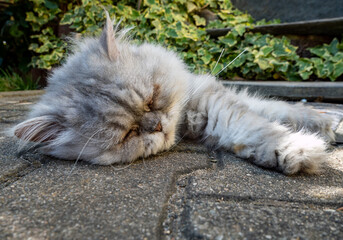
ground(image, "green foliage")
xmin=2 ymin=0 xmax=343 ymax=81
xmin=308 ymin=39 xmax=343 ymax=81
xmin=0 ymin=0 xmax=34 ymax=72
xmin=25 ymin=0 xmax=68 ymax=69
xmin=0 ymin=68 xmax=39 ymax=91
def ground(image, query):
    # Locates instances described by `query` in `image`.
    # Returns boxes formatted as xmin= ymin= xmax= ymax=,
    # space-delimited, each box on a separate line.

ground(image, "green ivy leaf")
xmin=165 ymin=28 xmax=178 ymax=38
xmin=296 ymin=59 xmax=313 ymax=80
xmin=232 ymin=24 xmax=246 ymax=36
xmin=60 ymin=13 xmax=73 ymax=25
xmin=260 ymin=46 xmax=273 ymax=56
xmin=44 ymin=0 xmax=58 ymax=10
xmin=42 ymin=27 xmax=53 ymax=35
xmin=26 ymin=12 xmax=36 ymax=22
xmin=230 ymin=53 xmax=247 ymax=68
xmin=82 ymin=0 xmax=91 ymax=5
xmin=201 ymin=53 xmax=212 ymax=65
xmin=210 ymin=62 xmax=224 ymax=75
xmin=272 ymin=42 xmax=293 ymax=57
xmin=193 ymin=15 xmax=206 ymax=26
xmin=332 ymin=52 xmax=343 ymax=63
xmin=186 ymin=2 xmax=197 ymax=13
xmin=254 ymin=58 xmax=272 ymax=70
xmin=309 ymin=47 xmax=331 ymax=60
xmin=197 ymin=48 xmax=206 ymax=56
xmin=312 ymin=58 xmax=333 ymax=78
xmin=332 ymin=61 xmax=343 ymax=79
xmin=28 ymin=43 xmax=39 ymax=51
xmin=219 ymin=32 xmax=237 ymax=47
xmin=270 ymin=60 xmax=289 ymax=73
xmin=327 ymin=38 xmax=339 ymax=55
xmin=298 ymin=71 xmax=312 ymax=80
xmin=145 ymin=0 xmax=156 ymax=7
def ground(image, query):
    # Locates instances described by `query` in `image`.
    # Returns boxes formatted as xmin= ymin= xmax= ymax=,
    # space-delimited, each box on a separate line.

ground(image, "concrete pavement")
xmin=0 ymin=90 xmax=342 ymax=239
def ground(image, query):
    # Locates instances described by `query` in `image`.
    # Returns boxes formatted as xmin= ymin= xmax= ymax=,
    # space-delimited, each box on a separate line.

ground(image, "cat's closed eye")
xmin=144 ymin=99 xmax=153 ymax=112
xmin=122 ymin=125 xmax=140 ymax=142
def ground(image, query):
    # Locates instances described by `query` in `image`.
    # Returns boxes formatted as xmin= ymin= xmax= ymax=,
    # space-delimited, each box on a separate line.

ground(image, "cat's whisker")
xmin=110 ymin=160 xmax=135 ymax=171
xmin=176 ymin=80 xmax=207 ymax=109
xmin=190 ymin=49 xmax=247 ymax=97
xmin=211 ymin=48 xmax=225 ymax=75
xmin=168 ymin=94 xmax=191 ymax=113
xmin=215 ymin=49 xmax=247 ymax=77
xmin=169 ymin=50 xmax=248 ymax=148
xmin=72 ymin=128 xmax=112 ymax=144
xmin=172 ymin=48 xmax=247 ymax=113
xmin=168 ymin=132 xmax=188 ymax=151
xmin=142 ymin=156 xmax=147 ymax=169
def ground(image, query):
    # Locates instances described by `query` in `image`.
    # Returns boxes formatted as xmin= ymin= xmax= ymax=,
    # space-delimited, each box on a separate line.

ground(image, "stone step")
xmin=222 ymin=81 xmax=343 ymax=102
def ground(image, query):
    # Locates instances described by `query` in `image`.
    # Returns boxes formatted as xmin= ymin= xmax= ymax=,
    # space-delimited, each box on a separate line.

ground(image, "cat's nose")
xmin=154 ymin=122 xmax=163 ymax=132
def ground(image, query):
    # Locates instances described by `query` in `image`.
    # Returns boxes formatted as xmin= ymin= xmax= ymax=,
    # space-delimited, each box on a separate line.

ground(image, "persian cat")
xmin=12 ymin=12 xmax=335 ymax=175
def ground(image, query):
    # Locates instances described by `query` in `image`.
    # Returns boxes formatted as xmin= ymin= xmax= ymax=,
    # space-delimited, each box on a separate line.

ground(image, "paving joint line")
xmin=0 ymin=161 xmax=42 ymax=190
xmin=172 ymin=174 xmax=343 ymax=240
xmin=188 ymin=193 xmax=342 ymax=209
xmin=155 ymin=157 xmax=214 ymax=239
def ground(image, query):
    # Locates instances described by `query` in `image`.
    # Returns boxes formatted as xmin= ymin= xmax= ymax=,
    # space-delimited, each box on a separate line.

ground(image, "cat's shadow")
xmin=18 ymin=144 xmax=343 ymax=193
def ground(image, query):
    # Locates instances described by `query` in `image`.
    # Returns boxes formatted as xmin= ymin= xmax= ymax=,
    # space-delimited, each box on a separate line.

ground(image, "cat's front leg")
xmin=202 ymin=102 xmax=327 ymax=175
xmin=237 ymin=91 xmax=335 ymax=142
xmin=185 ymin=74 xmax=328 ymax=174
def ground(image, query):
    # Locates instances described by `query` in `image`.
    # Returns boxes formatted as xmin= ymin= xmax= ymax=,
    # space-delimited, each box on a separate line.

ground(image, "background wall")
xmin=231 ymin=0 xmax=343 ymax=22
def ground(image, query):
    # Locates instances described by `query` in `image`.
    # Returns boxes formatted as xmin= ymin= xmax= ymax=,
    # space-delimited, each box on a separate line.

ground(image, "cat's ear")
xmin=100 ymin=10 xmax=119 ymax=61
xmin=13 ymin=116 xmax=63 ymax=143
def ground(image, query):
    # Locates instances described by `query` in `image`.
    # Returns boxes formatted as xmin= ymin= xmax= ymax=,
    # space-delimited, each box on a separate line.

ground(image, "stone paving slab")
xmin=0 ymin=93 xmax=44 ymax=183
xmin=0 ymin=138 xmax=31 ymax=180
xmin=186 ymin=150 xmax=343 ymax=204
xmin=167 ymin=199 xmax=343 ymax=239
xmin=0 ymin=151 xmax=211 ymax=240
xmin=163 ymin=149 xmax=343 ymax=239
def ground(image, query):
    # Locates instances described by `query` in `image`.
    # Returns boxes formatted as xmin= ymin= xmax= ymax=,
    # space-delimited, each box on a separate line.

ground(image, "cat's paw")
xmin=276 ymin=132 xmax=327 ymax=175
xmin=314 ymin=113 xmax=336 ymax=143
xmin=184 ymin=110 xmax=207 ymax=139
xmin=291 ymin=104 xmax=335 ymax=143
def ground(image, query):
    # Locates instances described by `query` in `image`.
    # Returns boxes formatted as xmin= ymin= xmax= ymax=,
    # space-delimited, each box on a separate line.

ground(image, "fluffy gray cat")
xmin=12 ymin=12 xmax=335 ymax=175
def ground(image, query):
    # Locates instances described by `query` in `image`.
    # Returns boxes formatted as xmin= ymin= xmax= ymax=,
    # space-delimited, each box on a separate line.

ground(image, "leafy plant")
xmin=25 ymin=0 xmax=68 ymax=69
xmin=309 ymin=38 xmax=343 ymax=81
xmin=2 ymin=0 xmax=343 ymax=82
xmin=0 ymin=68 xmax=39 ymax=91
xmin=0 ymin=0 xmax=34 ymax=72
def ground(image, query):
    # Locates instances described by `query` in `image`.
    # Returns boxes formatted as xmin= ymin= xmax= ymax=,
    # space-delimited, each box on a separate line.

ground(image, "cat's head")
xmin=12 ymin=11 xmax=190 ymax=164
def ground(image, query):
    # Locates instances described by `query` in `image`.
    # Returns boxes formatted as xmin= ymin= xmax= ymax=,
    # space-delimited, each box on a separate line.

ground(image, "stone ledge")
xmin=207 ymin=17 xmax=343 ymax=37
xmin=222 ymin=81 xmax=343 ymax=101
